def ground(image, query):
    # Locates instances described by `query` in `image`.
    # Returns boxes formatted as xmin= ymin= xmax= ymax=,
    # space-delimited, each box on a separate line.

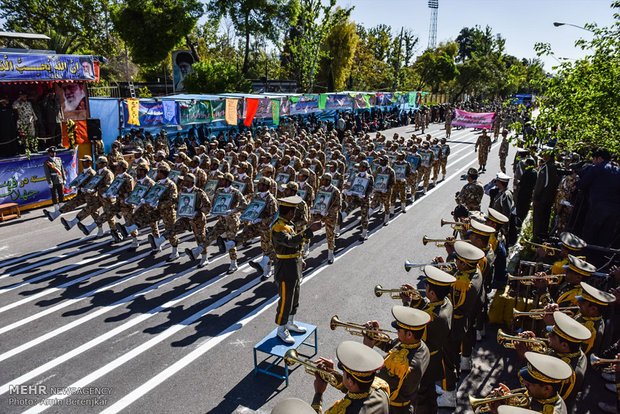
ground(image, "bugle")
xmin=284 ymin=349 xmax=342 ymax=387
xmin=591 ymin=354 xmax=620 ymax=374
xmin=422 ymin=235 xmax=455 ymax=247
xmin=519 ymin=239 xmax=560 ymax=256
xmin=497 ymin=329 xmax=549 ymax=353
xmin=374 ymin=284 xmax=422 ymax=300
xmin=469 ymin=386 xmax=529 ymax=412
xmin=404 ymin=261 xmax=456 ymax=272
xmin=330 ymin=315 xmax=395 ymax=343
xmin=513 ymin=306 xmax=579 ymax=319
xmin=440 ymin=218 xmax=468 ymax=230
xmin=507 ymin=273 xmax=564 ymax=285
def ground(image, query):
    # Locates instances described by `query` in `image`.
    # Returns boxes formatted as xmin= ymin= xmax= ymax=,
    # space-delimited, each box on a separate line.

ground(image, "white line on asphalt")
xmin=0 ymin=235 xmax=95 ymax=269
xmin=97 ymin=130 xmax=488 ymax=413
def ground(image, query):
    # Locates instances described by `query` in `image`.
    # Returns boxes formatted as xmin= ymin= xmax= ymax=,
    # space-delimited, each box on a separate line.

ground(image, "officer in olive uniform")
xmin=312 ymin=341 xmax=390 ymax=414
xmin=44 ymin=155 xmax=95 ymax=222
xmin=272 ymin=195 xmax=321 ymax=344
xmin=363 ymin=306 xmax=431 ymax=413
xmin=43 ymin=146 xmax=66 ymax=209
xmin=474 ymin=129 xmax=492 ymax=172
xmin=401 ymin=266 xmax=455 ymax=414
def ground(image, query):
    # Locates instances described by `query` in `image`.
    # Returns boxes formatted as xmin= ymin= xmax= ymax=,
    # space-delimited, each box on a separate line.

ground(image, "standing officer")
xmin=44 ymin=155 xmax=95 ymax=222
xmin=43 ymin=146 xmax=66 ymax=211
xmin=272 ymin=195 xmax=321 ymax=344
xmin=363 ymin=306 xmax=431 ymax=413
xmin=532 ymin=148 xmax=560 ymax=241
xmin=474 ymin=129 xmax=492 ymax=172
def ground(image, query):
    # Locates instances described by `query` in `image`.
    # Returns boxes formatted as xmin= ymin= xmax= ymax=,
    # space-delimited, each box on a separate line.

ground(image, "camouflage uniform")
xmin=498 ymin=138 xmax=509 ymax=173
xmin=202 ymin=187 xmax=247 ymax=260
xmin=457 ymin=180 xmax=485 ymax=212
xmin=430 ymin=143 xmax=442 ymax=181
xmin=169 ymin=187 xmax=211 ymax=248
xmin=345 ymin=171 xmax=375 ymax=230
xmin=417 ymin=148 xmax=435 ymax=188
xmin=312 ymin=184 xmax=341 ymax=250
xmin=76 ymin=167 xmax=114 ymax=222
xmin=439 ymin=143 xmax=451 ymax=176
xmin=95 ymin=172 xmax=134 ymax=229
xmin=60 ymin=168 xmax=96 ymax=213
xmin=132 ymin=178 xmax=177 ymax=236
xmin=125 ymin=176 xmax=156 ymax=237
xmin=475 ymin=133 xmax=492 ymax=169
xmin=391 ymin=160 xmax=411 ymax=205
xmin=372 ymin=164 xmax=395 ymax=213
xmin=233 ymin=190 xmax=278 ymax=261
xmin=406 ymin=153 xmax=422 ymax=192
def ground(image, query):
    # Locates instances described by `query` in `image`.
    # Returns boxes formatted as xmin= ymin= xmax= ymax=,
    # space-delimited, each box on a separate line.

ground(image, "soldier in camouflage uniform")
xmin=312 ymin=173 xmax=342 ymax=264
xmin=372 ymin=155 xmax=395 ymax=225
xmin=343 ymin=160 xmax=374 ymax=241
xmin=439 ymin=137 xmax=451 ymax=181
xmin=418 ymin=141 xmax=434 ymax=194
xmin=391 ymin=152 xmax=411 ymax=214
xmin=144 ymin=163 xmax=179 ymax=254
xmin=498 ymin=129 xmax=509 ymax=173
xmin=117 ymin=162 xmax=155 ymax=249
xmin=108 ymin=141 xmax=125 ymax=170
xmin=430 ymin=138 xmax=442 ymax=186
xmin=456 ymin=168 xmax=484 ymax=212
xmin=220 ymin=177 xmax=277 ymax=279
xmin=188 ymin=156 xmax=208 ymax=189
xmin=44 ymin=155 xmax=95 ymax=222
xmin=297 ymin=168 xmax=315 ymax=207
xmin=195 ymin=173 xmax=247 ymax=272
xmin=406 ymin=145 xmax=422 ymax=196
xmin=169 ymin=173 xmax=211 ymax=262
xmin=61 ymin=157 xmax=114 ymax=237
xmin=474 ymin=128 xmax=492 ymax=172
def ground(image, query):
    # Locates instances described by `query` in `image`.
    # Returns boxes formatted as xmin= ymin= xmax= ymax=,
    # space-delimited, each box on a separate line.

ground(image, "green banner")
xmin=318 ymin=94 xmax=328 ymax=110
xmin=363 ymin=94 xmax=371 ymax=108
xmin=408 ymin=92 xmax=416 ymax=107
xmin=179 ymin=100 xmax=212 ymax=125
xmin=211 ymin=100 xmax=226 ymax=122
xmin=271 ymin=99 xmax=280 ymax=126
xmin=288 ymin=96 xmax=301 ymax=104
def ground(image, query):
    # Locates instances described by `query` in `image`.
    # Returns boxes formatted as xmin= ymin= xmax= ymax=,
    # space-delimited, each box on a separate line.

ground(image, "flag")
xmin=225 ymin=99 xmax=238 ymax=125
xmin=127 ymin=98 xmax=140 ymax=126
xmin=271 ymin=99 xmax=280 ymax=125
xmin=244 ymin=98 xmax=259 ymax=127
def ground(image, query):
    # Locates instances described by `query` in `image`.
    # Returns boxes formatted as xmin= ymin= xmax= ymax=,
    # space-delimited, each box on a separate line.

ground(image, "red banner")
xmin=244 ymin=98 xmax=259 ymax=127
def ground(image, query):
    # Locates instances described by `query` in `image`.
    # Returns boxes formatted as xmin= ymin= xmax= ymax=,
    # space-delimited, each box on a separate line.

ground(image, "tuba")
xmin=330 ymin=315 xmax=395 ymax=343
xmin=469 ymin=385 xmax=529 ymax=412
xmin=497 ymin=329 xmax=549 ymax=353
xmin=284 ymin=349 xmax=343 ymax=387
xmin=374 ymin=284 xmax=422 ymax=300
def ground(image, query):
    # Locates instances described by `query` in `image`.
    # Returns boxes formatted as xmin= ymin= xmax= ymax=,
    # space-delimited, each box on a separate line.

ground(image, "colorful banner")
xmin=254 ymin=98 xmax=274 ymax=119
xmin=55 ymin=83 xmax=90 ymax=121
xmin=210 ymin=100 xmax=226 ymax=122
xmin=325 ymin=94 xmax=352 ymax=111
xmin=376 ymin=93 xmax=395 ymax=107
xmin=122 ymin=101 xmax=178 ymax=128
xmin=290 ymin=95 xmax=320 ymax=115
xmin=225 ymin=99 xmax=238 ymax=125
xmin=0 ymin=53 xmax=97 ymax=81
xmin=244 ymin=98 xmax=259 ymax=127
xmin=451 ymin=109 xmax=496 ymax=129
xmin=353 ymin=94 xmax=375 ymax=109
xmin=271 ymin=99 xmax=280 ymax=126
xmin=179 ymin=100 xmax=212 ymax=125
xmin=0 ymin=151 xmax=77 ymax=207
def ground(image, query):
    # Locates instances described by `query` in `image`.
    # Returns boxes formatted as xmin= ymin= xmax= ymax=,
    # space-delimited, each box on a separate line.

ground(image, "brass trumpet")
xmin=330 ymin=315 xmax=395 ymax=343
xmin=404 ymin=261 xmax=456 ymax=272
xmin=591 ymin=355 xmax=620 ymax=374
xmin=374 ymin=284 xmax=422 ymax=300
xmin=497 ymin=329 xmax=549 ymax=353
xmin=513 ymin=306 xmax=579 ymax=319
xmin=422 ymin=235 xmax=455 ymax=248
xmin=507 ymin=273 xmax=564 ymax=285
xmin=284 ymin=349 xmax=343 ymax=387
xmin=441 ymin=218 xmax=468 ymax=230
xmin=469 ymin=386 xmax=529 ymax=412
xmin=519 ymin=239 xmax=560 ymax=256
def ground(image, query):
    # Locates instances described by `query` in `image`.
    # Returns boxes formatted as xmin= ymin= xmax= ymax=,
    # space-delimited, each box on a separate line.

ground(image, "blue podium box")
xmin=253 ymin=322 xmax=318 ymax=386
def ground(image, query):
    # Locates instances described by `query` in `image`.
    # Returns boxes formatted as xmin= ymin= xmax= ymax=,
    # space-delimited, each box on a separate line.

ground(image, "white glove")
xmin=48 ymin=183 xmax=53 ymax=189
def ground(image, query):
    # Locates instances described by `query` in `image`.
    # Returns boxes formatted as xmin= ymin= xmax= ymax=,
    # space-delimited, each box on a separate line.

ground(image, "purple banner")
xmin=451 ymin=109 xmax=496 ymax=129
xmin=291 ymin=95 xmax=320 ymax=115
xmin=123 ymin=101 xmax=178 ymax=128
xmin=325 ymin=95 xmax=353 ymax=111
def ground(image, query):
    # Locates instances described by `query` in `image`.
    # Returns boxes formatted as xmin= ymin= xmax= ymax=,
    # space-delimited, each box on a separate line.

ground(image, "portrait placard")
xmin=374 ymin=173 xmax=390 ymax=192
xmin=82 ymin=174 xmax=103 ymax=192
xmin=143 ymin=184 xmax=167 ymax=206
xmin=311 ymin=190 xmax=333 ymax=215
xmin=420 ymin=152 xmax=432 ymax=168
xmin=177 ymin=192 xmax=197 ymax=217
xmin=103 ymin=177 xmax=126 ymax=198
xmin=297 ymin=189 xmax=308 ymax=200
xmin=407 ymin=155 xmax=420 ymax=172
xmin=168 ymin=170 xmax=182 ymax=184
xmin=69 ymin=171 xmax=91 ymax=189
xmin=394 ymin=165 xmax=407 ymax=181
xmin=331 ymin=179 xmax=340 ymax=188
xmin=126 ymin=184 xmax=149 ymax=205
xmin=231 ymin=181 xmax=246 ymax=193
xmin=148 ymin=169 xmax=158 ymax=180
xmin=240 ymin=199 xmax=266 ymax=222
xmin=211 ymin=192 xmax=234 ymax=215
xmin=275 ymin=172 xmax=290 ymax=185
xmin=204 ymin=179 xmax=219 ymax=199
xmin=349 ymin=176 xmax=369 ymax=197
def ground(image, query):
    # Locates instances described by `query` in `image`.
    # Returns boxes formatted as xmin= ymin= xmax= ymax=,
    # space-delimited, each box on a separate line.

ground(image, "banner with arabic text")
xmin=290 ymin=95 xmax=320 ymax=115
xmin=451 ymin=109 xmax=496 ymax=129
xmin=179 ymin=100 xmax=212 ymax=125
xmin=210 ymin=100 xmax=226 ymax=122
xmin=0 ymin=151 xmax=77 ymax=207
xmin=254 ymin=98 xmax=274 ymax=119
xmin=0 ymin=53 xmax=97 ymax=81
xmin=122 ymin=100 xmax=178 ymax=128
xmin=325 ymin=94 xmax=353 ymax=111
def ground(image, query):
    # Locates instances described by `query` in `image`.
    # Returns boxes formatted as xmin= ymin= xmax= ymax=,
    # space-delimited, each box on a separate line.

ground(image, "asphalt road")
xmin=0 ymin=123 xmax=609 ymax=414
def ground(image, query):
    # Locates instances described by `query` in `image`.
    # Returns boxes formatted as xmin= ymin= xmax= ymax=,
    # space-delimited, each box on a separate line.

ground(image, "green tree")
xmin=207 ymin=0 xmax=298 ymax=75
xmin=412 ymin=42 xmax=457 ymax=92
xmin=317 ymin=19 xmax=359 ymax=91
xmin=182 ymin=60 xmax=252 ymax=93
xmin=532 ymin=1 xmax=620 ymax=154
xmin=112 ymin=0 xmax=203 ymax=67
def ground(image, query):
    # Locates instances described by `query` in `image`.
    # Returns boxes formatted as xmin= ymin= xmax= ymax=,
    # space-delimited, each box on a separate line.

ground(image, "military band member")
xmin=285 ymin=182 xmax=310 ymax=256
xmin=43 ymin=146 xmax=66 ymax=210
xmin=61 ymin=156 xmax=114 ymax=236
xmin=312 ymin=341 xmax=390 ymax=414
xmin=272 ymin=398 xmax=315 ymax=414
xmin=312 ymin=173 xmax=342 ymax=264
xmin=572 ymin=282 xmax=614 ymax=355
xmin=220 ymin=177 xmax=277 ymax=278
xmin=363 ymin=306 xmax=431 ymax=413
xmin=538 ymin=255 xmax=597 ymax=308
xmin=535 ymin=232 xmax=586 ymax=275
xmin=44 ymin=155 xmax=95 ymax=222
xmin=272 ymin=195 xmax=320 ymax=344
xmin=519 ymin=352 xmax=571 ymax=413
xmin=168 ymin=173 xmax=211 ymax=262
xmin=342 ymin=160 xmax=375 ymax=242
xmin=401 ymin=266 xmax=455 ymax=414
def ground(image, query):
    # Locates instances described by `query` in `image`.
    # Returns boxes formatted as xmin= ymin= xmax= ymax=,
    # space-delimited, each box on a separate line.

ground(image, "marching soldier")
xmin=456 ymin=168 xmax=484 ymax=212
xmin=189 ymin=156 xmax=208 ymax=189
xmin=44 ymin=155 xmax=95 ymax=222
xmin=342 ymin=160 xmax=375 ymax=242
xmin=108 ymin=141 xmax=125 ymax=169
xmin=474 ymin=129 xmax=492 ymax=172
xmin=312 ymin=341 xmax=390 ymax=414
xmin=116 ymin=162 xmax=155 ymax=248
xmin=498 ymin=130 xmax=509 ymax=173
xmin=430 ymin=138 xmax=441 ymax=187
xmin=234 ymin=162 xmax=254 ymax=196
xmin=312 ymin=173 xmax=342 ymax=264
xmin=272 ymin=195 xmax=320 ymax=344
xmin=439 ymin=137 xmax=450 ymax=181
xmin=390 ymin=152 xmax=410 ymax=214
xmin=61 ymin=156 xmax=114 ymax=236
xmin=195 ymin=173 xmax=247 ymax=272
xmin=417 ymin=141 xmax=434 ymax=194
xmin=373 ymin=155 xmax=395 ymax=225
xmin=401 ymin=266 xmax=455 ymax=414
xmin=169 ymin=173 xmax=210 ymax=262
xmin=219 ymin=177 xmax=277 ymax=279
xmin=43 ymin=146 xmax=66 ymax=211
xmin=406 ymin=146 xmax=421 ymax=196
xmin=363 ymin=306 xmax=431 ymax=413
xmin=298 ymin=168 xmax=316 ymax=207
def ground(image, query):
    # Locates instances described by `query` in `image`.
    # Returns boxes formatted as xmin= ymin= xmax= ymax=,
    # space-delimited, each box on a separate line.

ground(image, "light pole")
xmin=553 ymin=22 xmax=594 ymax=32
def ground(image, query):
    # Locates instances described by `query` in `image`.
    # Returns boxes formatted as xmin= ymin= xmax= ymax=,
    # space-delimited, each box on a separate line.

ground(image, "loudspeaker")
xmin=86 ymin=118 xmax=102 ymax=141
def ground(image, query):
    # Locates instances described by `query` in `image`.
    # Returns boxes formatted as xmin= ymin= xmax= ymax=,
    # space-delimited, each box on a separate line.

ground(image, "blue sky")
xmin=336 ymin=0 xmax=617 ymax=70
